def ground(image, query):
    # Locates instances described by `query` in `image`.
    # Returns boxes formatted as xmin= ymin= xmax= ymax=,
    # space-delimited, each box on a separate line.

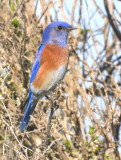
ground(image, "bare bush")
xmin=0 ymin=0 xmax=121 ymax=159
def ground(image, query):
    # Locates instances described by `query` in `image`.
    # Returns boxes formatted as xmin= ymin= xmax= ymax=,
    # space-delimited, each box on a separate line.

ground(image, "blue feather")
xmin=20 ymin=92 xmax=39 ymax=131
xmin=30 ymin=44 xmax=45 ymax=83
xmin=20 ymin=44 xmax=45 ymax=131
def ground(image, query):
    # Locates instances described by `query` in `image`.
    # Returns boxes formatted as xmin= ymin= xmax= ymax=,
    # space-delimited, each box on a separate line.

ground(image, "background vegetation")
xmin=0 ymin=0 xmax=121 ymax=159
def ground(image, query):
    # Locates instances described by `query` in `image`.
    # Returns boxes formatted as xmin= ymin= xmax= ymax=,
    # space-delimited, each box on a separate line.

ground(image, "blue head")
xmin=42 ymin=21 xmax=76 ymax=47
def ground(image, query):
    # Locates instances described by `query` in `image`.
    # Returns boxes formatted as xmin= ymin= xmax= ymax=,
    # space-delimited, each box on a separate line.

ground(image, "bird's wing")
xmin=20 ymin=44 xmax=45 ymax=131
xmin=30 ymin=44 xmax=45 ymax=83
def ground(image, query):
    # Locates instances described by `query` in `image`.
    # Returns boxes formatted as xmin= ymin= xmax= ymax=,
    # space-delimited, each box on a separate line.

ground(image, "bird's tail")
xmin=20 ymin=93 xmax=39 ymax=132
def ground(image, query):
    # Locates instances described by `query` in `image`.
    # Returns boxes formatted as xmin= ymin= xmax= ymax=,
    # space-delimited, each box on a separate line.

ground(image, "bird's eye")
xmin=57 ymin=26 xmax=62 ymax=30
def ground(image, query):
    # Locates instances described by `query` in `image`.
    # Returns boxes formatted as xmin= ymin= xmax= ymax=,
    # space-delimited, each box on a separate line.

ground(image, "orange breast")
xmin=41 ymin=44 xmax=69 ymax=69
xmin=32 ymin=44 xmax=69 ymax=90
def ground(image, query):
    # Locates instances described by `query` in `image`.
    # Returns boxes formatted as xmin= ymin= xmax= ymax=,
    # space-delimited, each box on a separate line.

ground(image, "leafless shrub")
xmin=0 ymin=0 xmax=121 ymax=159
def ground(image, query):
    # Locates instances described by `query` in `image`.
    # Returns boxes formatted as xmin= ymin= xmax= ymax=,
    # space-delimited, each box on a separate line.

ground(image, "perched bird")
xmin=20 ymin=21 xmax=76 ymax=131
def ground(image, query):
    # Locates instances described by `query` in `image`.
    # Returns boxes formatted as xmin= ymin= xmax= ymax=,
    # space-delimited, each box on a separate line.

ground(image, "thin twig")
xmin=46 ymin=102 xmax=59 ymax=145
xmin=39 ymin=138 xmax=62 ymax=159
xmin=37 ymin=1 xmax=52 ymax=23
xmin=34 ymin=0 xmax=39 ymax=15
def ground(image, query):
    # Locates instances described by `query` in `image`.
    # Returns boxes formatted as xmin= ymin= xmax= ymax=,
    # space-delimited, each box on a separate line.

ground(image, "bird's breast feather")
xmin=30 ymin=44 xmax=69 ymax=94
xmin=31 ymin=65 xmax=67 ymax=94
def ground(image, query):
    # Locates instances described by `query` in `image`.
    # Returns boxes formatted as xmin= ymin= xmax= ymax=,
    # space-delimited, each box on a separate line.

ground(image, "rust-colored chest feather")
xmin=40 ymin=44 xmax=69 ymax=69
xmin=31 ymin=44 xmax=69 ymax=91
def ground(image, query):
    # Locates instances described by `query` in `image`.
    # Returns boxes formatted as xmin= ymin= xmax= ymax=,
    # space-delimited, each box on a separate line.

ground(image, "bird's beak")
xmin=68 ymin=26 xmax=78 ymax=31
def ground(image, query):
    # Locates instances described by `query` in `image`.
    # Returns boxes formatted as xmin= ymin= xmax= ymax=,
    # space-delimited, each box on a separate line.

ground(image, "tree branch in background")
xmin=104 ymin=0 xmax=121 ymax=41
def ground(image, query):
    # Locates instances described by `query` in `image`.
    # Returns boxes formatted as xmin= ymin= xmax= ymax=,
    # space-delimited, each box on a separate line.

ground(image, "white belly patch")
xmin=31 ymin=65 xmax=67 ymax=94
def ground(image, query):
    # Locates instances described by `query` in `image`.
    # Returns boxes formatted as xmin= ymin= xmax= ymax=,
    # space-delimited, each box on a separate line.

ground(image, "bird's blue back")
xmin=20 ymin=44 xmax=45 ymax=131
xmin=30 ymin=44 xmax=45 ymax=83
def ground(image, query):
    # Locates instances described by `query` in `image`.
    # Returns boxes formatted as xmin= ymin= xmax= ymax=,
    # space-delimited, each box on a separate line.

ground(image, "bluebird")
xmin=20 ymin=21 xmax=76 ymax=131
